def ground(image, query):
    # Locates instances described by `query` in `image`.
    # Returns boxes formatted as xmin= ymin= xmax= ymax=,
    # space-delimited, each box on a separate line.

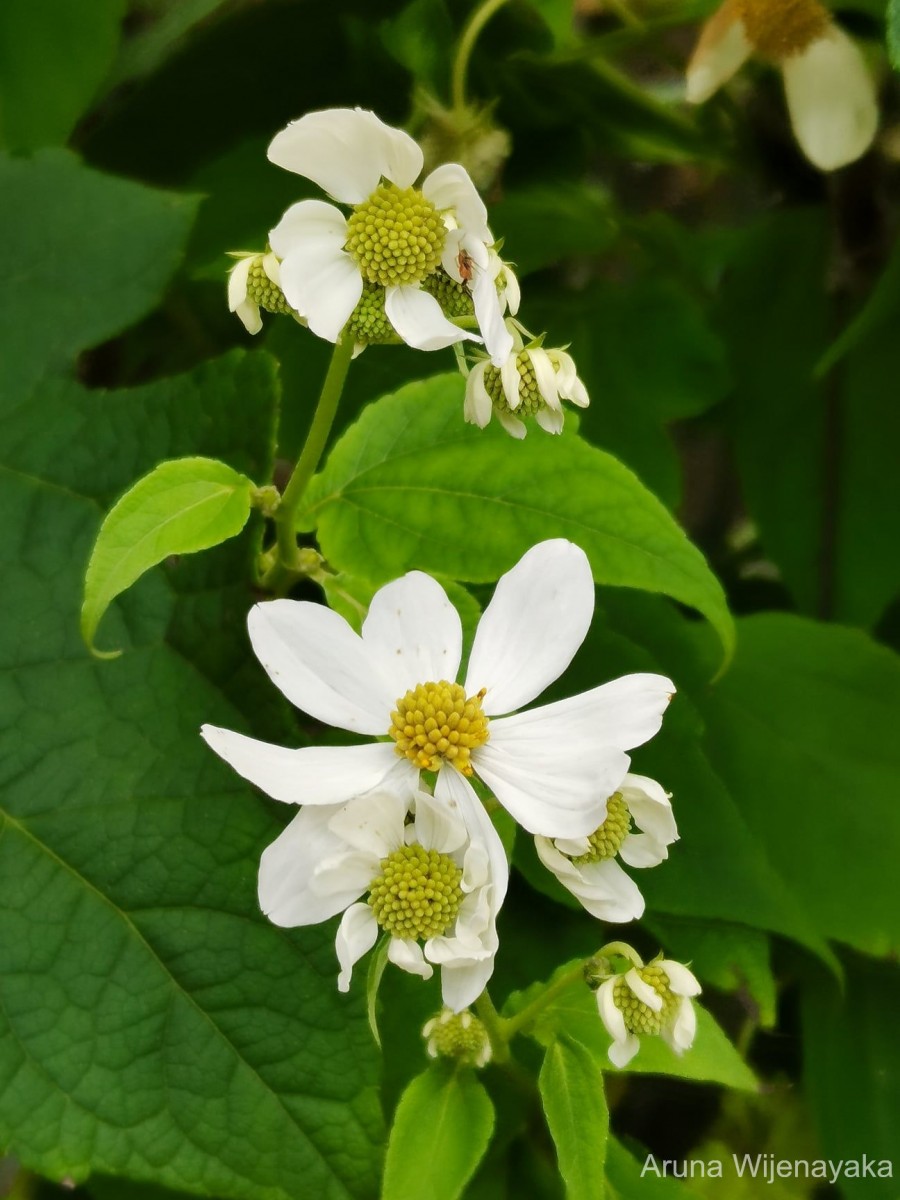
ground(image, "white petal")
xmin=618 ymin=833 xmax=668 ymax=869
xmin=248 ymin=600 xmax=395 ymax=734
xmin=669 ymin=997 xmax=697 ymax=1052
xmin=552 ymin=835 xmax=591 ymax=858
xmin=388 ymin=937 xmax=434 ymax=980
xmin=327 ymin=789 xmax=410 ymax=857
xmin=465 ymin=540 xmax=595 ymax=714
xmin=362 ymin=572 xmax=462 ymax=697
xmin=435 ymin=768 xmax=509 ymax=911
xmin=473 ymin=740 xmax=619 ymax=838
xmin=494 ymin=673 xmax=675 ymax=751
xmin=310 ymin=850 xmax=379 ymax=900
xmin=620 ymin=773 xmax=678 ymax=855
xmin=384 ymin=284 xmax=478 ymax=351
xmin=227 ymin=257 xmax=252 ymax=311
xmin=685 ymin=2 xmax=752 ymax=104
xmin=258 ymin=807 xmax=357 ymax=926
xmin=782 ymin=25 xmax=878 ymax=172
xmin=412 ymin=789 xmax=468 ymax=855
xmin=336 ymin=903 xmax=379 ymax=991
xmin=597 ymin=978 xmax=627 ymax=1043
xmin=661 ymin=960 xmax=702 ymax=997
xmin=234 ymin=300 xmax=262 ymax=336
xmin=472 ymin=262 xmax=514 ymax=366
xmin=269 ymin=199 xmax=348 ymax=260
xmin=439 ymin=959 xmax=494 ymax=1012
xmin=261 ymin=252 xmax=281 ymax=285
xmin=536 ymin=841 xmax=644 ymax=922
xmin=528 ymin=349 xmax=561 ymax=410
xmin=422 ymin=164 xmax=490 ymax=241
xmin=493 ymin=407 xmax=526 ymax=439
xmin=500 ymin=264 xmax=520 ymax=315
xmin=534 ymin=407 xmax=565 ymax=435
xmin=625 ymin=968 xmax=663 ymax=1012
xmin=268 ymin=107 xmax=423 ymax=203
xmin=464 ymin=361 xmax=493 ymax=428
xmin=608 ymin=1032 xmax=641 ymax=1068
xmin=279 ymin=245 xmax=362 ymax=343
xmin=200 ymin=727 xmax=399 ymax=805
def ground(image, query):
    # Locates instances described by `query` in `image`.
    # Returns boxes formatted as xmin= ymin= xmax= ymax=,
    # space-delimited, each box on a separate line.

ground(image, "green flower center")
xmin=346 ymin=282 xmax=401 ymax=345
xmin=484 ymin=351 xmax=554 ymax=417
xmin=425 ymin=1009 xmax=491 ymax=1066
xmin=421 ymin=269 xmax=475 ymax=319
xmin=245 ymin=258 xmax=293 ymax=315
xmin=345 ymin=182 xmax=446 ymax=287
xmin=572 ymin=793 xmax=632 ymax=864
xmin=389 ymin=680 xmax=490 ymax=776
xmin=735 ymin=0 xmax=829 ymax=61
xmin=368 ymin=843 xmax=464 ymax=940
xmin=614 ymin=965 xmax=679 ymax=1036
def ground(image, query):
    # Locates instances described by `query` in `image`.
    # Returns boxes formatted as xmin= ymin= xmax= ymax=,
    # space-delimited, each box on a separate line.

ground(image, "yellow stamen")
xmin=389 ymin=681 xmax=489 ymax=776
xmin=735 ymin=0 xmax=829 ymax=61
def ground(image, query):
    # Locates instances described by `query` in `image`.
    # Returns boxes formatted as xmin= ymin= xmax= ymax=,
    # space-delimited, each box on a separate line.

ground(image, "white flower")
xmin=423 ymin=1007 xmax=492 ymax=1067
xmin=686 ymin=0 xmax=878 ymax=171
xmin=464 ymin=337 xmax=589 ymax=439
xmin=201 ymin=539 xmax=674 ymax=840
xmin=266 ymin=107 xmax=513 ymax=362
xmin=596 ymin=955 xmax=701 ymax=1067
xmin=257 ymin=779 xmax=507 ymax=1010
xmin=535 ymin=774 xmax=678 ymax=923
xmin=227 ymin=251 xmax=298 ymax=334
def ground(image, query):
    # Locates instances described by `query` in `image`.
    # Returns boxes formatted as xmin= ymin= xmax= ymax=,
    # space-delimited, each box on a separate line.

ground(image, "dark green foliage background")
xmin=1 ymin=1 xmax=898 ymax=1198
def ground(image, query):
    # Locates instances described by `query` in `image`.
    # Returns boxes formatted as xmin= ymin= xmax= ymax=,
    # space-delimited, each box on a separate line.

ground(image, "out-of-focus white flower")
xmin=257 ymin=783 xmax=507 ymax=1011
xmin=266 ymin=107 xmax=512 ymax=361
xmin=596 ymin=952 xmax=701 ymax=1067
xmin=423 ymin=1007 xmax=493 ymax=1066
xmin=201 ymin=539 xmax=674 ymax=840
xmin=535 ymin=774 xmax=678 ymax=922
xmin=464 ymin=334 xmax=588 ymax=439
xmin=686 ymin=0 xmax=878 ymax=171
xmin=227 ymin=251 xmax=299 ymax=334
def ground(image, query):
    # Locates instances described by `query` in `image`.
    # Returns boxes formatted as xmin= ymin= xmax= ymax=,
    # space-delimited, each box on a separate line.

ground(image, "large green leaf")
xmin=0 ymin=152 xmax=382 ymax=1199
xmin=0 ymin=0 xmax=126 ymax=150
xmin=698 ymin=615 xmax=900 ymax=958
xmin=802 ymin=954 xmax=900 ymax=1200
xmin=540 ymin=1038 xmax=609 ymax=1200
xmin=505 ymin=962 xmax=758 ymax=1092
xmin=382 ymin=1066 xmax=495 ymax=1200
xmin=299 ymin=375 xmax=734 ymax=659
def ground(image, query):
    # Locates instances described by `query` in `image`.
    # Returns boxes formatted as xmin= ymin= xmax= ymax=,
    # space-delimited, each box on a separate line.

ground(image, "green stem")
xmin=272 ymin=334 xmax=354 ymax=575
xmin=503 ymin=962 xmax=586 ymax=1039
xmin=475 ymin=989 xmax=511 ymax=1063
xmin=451 ymin=0 xmax=511 ymax=113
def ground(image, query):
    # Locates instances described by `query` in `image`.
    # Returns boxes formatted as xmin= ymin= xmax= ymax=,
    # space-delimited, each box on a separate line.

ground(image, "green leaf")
xmin=0 ymin=150 xmax=381 ymax=1200
xmin=506 ymin=963 xmax=758 ymax=1093
xmin=82 ymin=457 xmax=256 ymax=656
xmin=300 ymin=375 xmax=734 ymax=661
xmin=698 ymin=615 xmax=900 ymax=957
xmin=491 ymin=182 xmax=616 ymax=276
xmin=382 ymin=1066 xmax=495 ymax=1200
xmin=606 ymin=1138 xmax=705 ymax=1199
xmin=0 ymin=0 xmax=126 ymax=150
xmin=540 ymin=1037 xmax=609 ymax=1199
xmin=802 ymin=954 xmax=900 ymax=1200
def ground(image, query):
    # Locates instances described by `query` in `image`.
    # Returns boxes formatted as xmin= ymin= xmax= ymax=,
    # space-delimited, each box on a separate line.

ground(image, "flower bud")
xmin=594 ymin=948 xmax=701 ymax=1067
xmin=422 ymin=1008 xmax=493 ymax=1068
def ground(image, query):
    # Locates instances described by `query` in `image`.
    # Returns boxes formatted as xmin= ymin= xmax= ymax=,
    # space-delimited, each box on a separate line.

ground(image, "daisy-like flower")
xmin=596 ymin=951 xmax=701 ymax=1067
xmin=464 ymin=333 xmax=589 ymax=438
xmin=257 ymin=780 xmax=507 ymax=1010
xmin=227 ymin=250 xmax=299 ymax=335
xmin=266 ymin=107 xmax=513 ymax=361
xmin=686 ymin=0 xmax=878 ymax=172
xmin=201 ymin=539 xmax=674 ymax=840
xmin=535 ymin=774 xmax=678 ymax=923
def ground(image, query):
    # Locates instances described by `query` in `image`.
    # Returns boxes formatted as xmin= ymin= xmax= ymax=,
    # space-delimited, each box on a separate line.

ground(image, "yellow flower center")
xmin=614 ymin=965 xmax=679 ymax=1036
xmin=735 ymin=0 xmax=829 ymax=61
xmin=389 ymin=681 xmax=489 ymax=776
xmin=368 ymin=844 xmax=464 ymax=940
xmin=571 ymin=793 xmax=632 ymax=864
xmin=345 ymin=182 xmax=446 ymax=287
xmin=245 ymin=257 xmax=293 ymax=315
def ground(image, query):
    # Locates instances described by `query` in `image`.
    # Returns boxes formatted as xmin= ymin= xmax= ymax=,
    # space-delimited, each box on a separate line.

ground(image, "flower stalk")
xmin=451 ymin=0 xmax=512 ymax=113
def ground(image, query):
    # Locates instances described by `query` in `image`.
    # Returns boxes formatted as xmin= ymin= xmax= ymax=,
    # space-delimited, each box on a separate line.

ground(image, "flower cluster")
xmin=593 ymin=947 xmax=701 ymax=1067
xmin=202 ymin=539 xmax=679 ymax=1011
